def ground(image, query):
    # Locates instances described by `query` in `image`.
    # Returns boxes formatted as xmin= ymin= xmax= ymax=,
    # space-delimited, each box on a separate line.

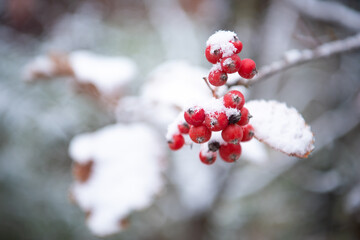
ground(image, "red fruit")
xmin=230 ymin=36 xmax=243 ymax=54
xmin=189 ymin=125 xmax=212 ymax=143
xmin=221 ymin=124 xmax=243 ymax=144
xmin=223 ymin=90 xmax=245 ymax=110
xmin=168 ymin=134 xmax=185 ymax=150
xmin=208 ymin=69 xmax=228 ymax=87
xmin=219 ymin=143 xmax=241 ymax=162
xmin=221 ymin=55 xmax=241 ymax=74
xmin=241 ymin=124 xmax=255 ymax=142
xmin=199 ymin=151 xmax=217 ymax=165
xmin=237 ymin=107 xmax=251 ymax=126
xmin=178 ymin=122 xmax=190 ymax=134
xmin=204 ymin=111 xmax=229 ymax=132
xmin=205 ymin=45 xmax=223 ymax=64
xmin=238 ymin=58 xmax=257 ymax=79
xmin=184 ymin=107 xmax=205 ymax=126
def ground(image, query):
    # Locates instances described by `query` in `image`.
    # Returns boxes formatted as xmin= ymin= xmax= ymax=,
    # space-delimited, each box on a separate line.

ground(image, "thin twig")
xmin=228 ymin=32 xmax=360 ymax=88
xmin=203 ymin=77 xmax=218 ymax=98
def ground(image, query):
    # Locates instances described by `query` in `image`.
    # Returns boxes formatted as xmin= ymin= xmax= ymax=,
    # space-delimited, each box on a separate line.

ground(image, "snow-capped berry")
xmin=205 ymin=45 xmax=223 ymax=64
xmin=189 ymin=125 xmax=212 ymax=143
xmin=219 ymin=143 xmax=242 ymax=162
xmin=230 ymin=36 xmax=243 ymax=54
xmin=168 ymin=134 xmax=185 ymax=150
xmin=221 ymin=124 xmax=243 ymax=144
xmin=241 ymin=124 xmax=255 ymax=142
xmin=184 ymin=107 xmax=205 ymax=126
xmin=178 ymin=122 xmax=190 ymax=134
xmin=238 ymin=58 xmax=257 ymax=79
xmin=204 ymin=111 xmax=229 ymax=132
xmin=237 ymin=107 xmax=251 ymax=126
xmin=208 ymin=69 xmax=228 ymax=87
xmin=199 ymin=151 xmax=217 ymax=165
xmin=223 ymin=90 xmax=245 ymax=110
xmin=221 ymin=55 xmax=241 ymax=74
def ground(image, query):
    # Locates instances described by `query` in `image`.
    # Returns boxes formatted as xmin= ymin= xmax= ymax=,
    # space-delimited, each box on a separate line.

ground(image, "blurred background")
xmin=1 ymin=0 xmax=360 ymax=239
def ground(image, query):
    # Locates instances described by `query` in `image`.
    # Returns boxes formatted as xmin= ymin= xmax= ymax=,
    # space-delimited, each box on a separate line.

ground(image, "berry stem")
xmin=203 ymin=77 xmax=219 ymax=99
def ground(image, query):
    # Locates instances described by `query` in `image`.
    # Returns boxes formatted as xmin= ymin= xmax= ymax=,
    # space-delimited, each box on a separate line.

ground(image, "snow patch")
xmin=206 ymin=30 xmax=237 ymax=57
xmin=69 ymin=123 xmax=166 ymax=236
xmin=69 ymin=51 xmax=137 ymax=96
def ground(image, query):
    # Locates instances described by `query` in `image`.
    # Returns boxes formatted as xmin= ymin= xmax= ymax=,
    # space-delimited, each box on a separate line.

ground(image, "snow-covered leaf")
xmin=69 ymin=51 xmax=137 ymax=97
xmin=23 ymin=51 xmax=137 ymax=101
xmin=246 ymin=100 xmax=314 ymax=158
xmin=68 ymin=123 xmax=166 ymax=236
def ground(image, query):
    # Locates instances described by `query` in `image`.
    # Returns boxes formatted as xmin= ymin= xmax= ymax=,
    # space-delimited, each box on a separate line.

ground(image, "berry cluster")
xmin=167 ymin=90 xmax=255 ymax=164
xmin=205 ymin=31 xmax=257 ymax=86
xmin=167 ymin=30 xmax=257 ymax=165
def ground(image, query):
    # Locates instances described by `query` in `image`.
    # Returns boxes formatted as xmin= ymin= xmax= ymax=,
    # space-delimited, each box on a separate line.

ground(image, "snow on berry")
xmin=199 ymin=144 xmax=217 ymax=165
xmin=184 ymin=106 xmax=206 ymax=126
xmin=221 ymin=55 xmax=242 ymax=74
xmin=223 ymin=90 xmax=245 ymax=110
xmin=205 ymin=45 xmax=223 ymax=64
xmin=208 ymin=69 xmax=228 ymax=86
xmin=245 ymin=100 xmax=315 ymax=158
xmin=204 ymin=111 xmax=229 ymax=132
xmin=69 ymin=123 xmax=165 ymax=236
xmin=206 ymin=30 xmax=238 ymax=58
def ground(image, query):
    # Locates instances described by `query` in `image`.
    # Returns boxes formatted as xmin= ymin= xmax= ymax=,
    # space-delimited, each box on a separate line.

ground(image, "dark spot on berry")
xmin=229 ymin=113 xmax=241 ymax=124
xmin=208 ymin=141 xmax=220 ymax=152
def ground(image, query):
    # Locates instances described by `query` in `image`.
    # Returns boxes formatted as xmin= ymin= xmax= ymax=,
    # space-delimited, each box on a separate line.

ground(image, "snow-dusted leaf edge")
xmin=246 ymin=100 xmax=315 ymax=158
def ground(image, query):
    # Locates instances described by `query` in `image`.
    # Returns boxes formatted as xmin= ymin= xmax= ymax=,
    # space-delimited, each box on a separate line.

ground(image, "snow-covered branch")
xmin=229 ymin=33 xmax=360 ymax=87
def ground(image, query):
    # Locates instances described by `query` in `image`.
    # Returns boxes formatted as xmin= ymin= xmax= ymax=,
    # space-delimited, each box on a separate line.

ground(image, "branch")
xmin=228 ymin=33 xmax=360 ymax=88
xmin=284 ymin=0 xmax=360 ymax=32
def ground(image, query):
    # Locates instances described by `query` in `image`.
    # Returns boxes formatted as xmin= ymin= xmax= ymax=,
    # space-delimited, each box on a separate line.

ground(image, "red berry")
xmin=208 ymin=69 xmax=228 ymax=87
xmin=204 ymin=111 xmax=228 ymax=132
xmin=237 ymin=107 xmax=251 ymax=126
xmin=199 ymin=151 xmax=217 ymax=165
xmin=205 ymin=45 xmax=222 ymax=64
xmin=238 ymin=58 xmax=257 ymax=79
xmin=221 ymin=124 xmax=243 ymax=144
xmin=241 ymin=124 xmax=255 ymax=142
xmin=221 ymin=55 xmax=241 ymax=74
xmin=219 ymin=143 xmax=241 ymax=162
xmin=168 ymin=134 xmax=185 ymax=150
xmin=230 ymin=36 xmax=243 ymax=54
xmin=223 ymin=90 xmax=245 ymax=110
xmin=178 ymin=122 xmax=190 ymax=134
xmin=184 ymin=107 xmax=205 ymax=126
xmin=189 ymin=125 xmax=212 ymax=143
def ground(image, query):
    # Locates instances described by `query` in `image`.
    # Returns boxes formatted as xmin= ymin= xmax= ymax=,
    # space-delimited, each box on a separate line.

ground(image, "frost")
xmin=69 ymin=51 xmax=137 ymax=96
xmin=246 ymin=100 xmax=314 ymax=158
xmin=69 ymin=123 xmax=166 ymax=236
xmin=206 ymin=30 xmax=237 ymax=57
